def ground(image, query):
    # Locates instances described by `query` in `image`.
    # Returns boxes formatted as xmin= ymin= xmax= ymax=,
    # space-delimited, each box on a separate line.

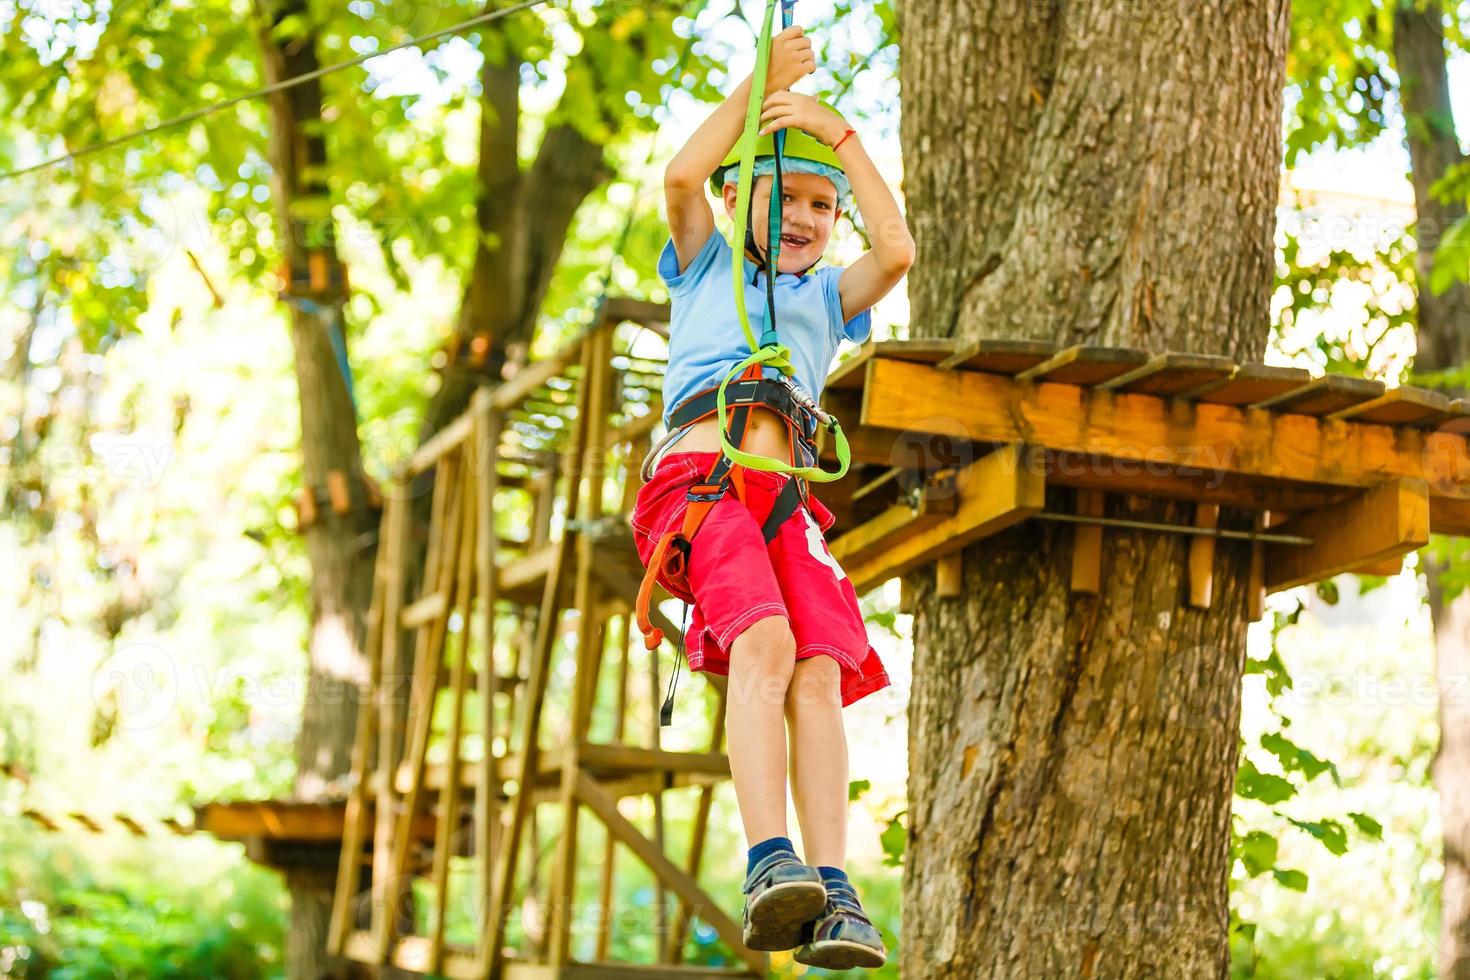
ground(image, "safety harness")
xmin=634 ymin=0 xmax=853 ymax=725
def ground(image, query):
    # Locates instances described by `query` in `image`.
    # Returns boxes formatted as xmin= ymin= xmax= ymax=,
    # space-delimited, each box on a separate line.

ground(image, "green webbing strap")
xmin=716 ymin=351 xmax=852 ymax=482
xmin=729 ymin=0 xmax=788 ymax=366
xmin=717 ymin=0 xmax=850 ymax=483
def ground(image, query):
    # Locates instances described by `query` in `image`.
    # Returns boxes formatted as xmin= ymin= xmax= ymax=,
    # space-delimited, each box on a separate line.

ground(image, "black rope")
xmin=659 ymin=602 xmax=691 ymax=727
xmin=0 ymin=0 xmax=559 ymax=184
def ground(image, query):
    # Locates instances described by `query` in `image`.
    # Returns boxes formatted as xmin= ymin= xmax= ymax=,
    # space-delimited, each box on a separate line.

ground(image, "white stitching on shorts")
xmin=714 ymin=602 xmax=788 ymax=650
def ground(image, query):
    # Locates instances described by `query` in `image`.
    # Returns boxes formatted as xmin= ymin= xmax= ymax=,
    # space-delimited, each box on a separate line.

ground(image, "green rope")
xmin=716 ymin=0 xmax=850 ymax=483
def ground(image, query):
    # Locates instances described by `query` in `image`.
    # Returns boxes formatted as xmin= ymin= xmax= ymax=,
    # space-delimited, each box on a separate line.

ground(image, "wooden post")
xmin=379 ymin=453 xmax=465 ymax=961
xmin=429 ymin=462 xmax=478 ymax=972
xmin=472 ymin=389 xmax=503 ymax=969
xmin=483 ymin=335 xmax=595 ymax=980
xmin=1070 ymin=490 xmax=1105 ymax=594
xmin=549 ymin=326 xmax=614 ymax=966
xmin=370 ymin=471 xmax=431 ymax=950
xmin=328 ymin=495 xmax=392 ymax=954
xmin=1188 ymin=504 xmax=1220 ymax=609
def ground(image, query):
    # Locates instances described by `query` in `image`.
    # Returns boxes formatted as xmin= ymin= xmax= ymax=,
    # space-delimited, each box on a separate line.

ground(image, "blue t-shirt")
xmin=657 ymin=229 xmax=872 ymax=427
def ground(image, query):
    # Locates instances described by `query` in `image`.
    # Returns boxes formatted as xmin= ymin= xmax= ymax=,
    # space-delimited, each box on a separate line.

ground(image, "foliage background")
xmin=0 ymin=0 xmax=1465 ymax=976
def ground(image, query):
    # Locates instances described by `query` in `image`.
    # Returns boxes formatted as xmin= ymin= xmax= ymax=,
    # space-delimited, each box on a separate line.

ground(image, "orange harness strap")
xmin=633 ymin=363 xmax=770 ymax=649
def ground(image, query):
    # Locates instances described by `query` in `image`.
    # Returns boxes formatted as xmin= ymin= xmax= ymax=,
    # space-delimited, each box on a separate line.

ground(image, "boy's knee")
xmin=729 ymin=615 xmax=797 ymax=698
xmin=787 ymin=654 xmax=842 ymax=711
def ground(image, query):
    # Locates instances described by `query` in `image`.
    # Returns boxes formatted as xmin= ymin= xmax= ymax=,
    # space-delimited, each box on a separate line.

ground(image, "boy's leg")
xmin=680 ymin=486 xmax=830 ymax=951
xmin=784 ymin=654 xmax=848 ymax=868
xmin=726 ymin=614 xmax=797 ymax=845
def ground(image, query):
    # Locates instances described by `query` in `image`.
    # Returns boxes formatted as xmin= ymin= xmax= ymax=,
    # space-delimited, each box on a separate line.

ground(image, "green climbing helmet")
xmin=708 ymin=114 xmax=851 ymax=207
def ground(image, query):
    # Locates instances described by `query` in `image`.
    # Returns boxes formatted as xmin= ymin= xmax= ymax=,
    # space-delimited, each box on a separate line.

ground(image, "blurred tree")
xmin=1284 ymin=1 xmax=1470 ymax=974
xmin=1389 ymin=5 xmax=1470 ymax=978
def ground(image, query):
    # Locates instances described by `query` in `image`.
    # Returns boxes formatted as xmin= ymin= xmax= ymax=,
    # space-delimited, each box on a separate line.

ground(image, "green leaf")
xmin=1348 ymin=812 xmax=1384 ymax=840
xmin=1259 ymin=731 xmax=1336 ymax=783
xmin=1236 ymin=759 xmax=1298 ymax=804
xmin=1430 ymin=215 xmax=1470 ymax=295
xmin=1238 ymin=830 xmax=1279 ymax=877
xmin=1244 ymin=649 xmax=1293 ymax=697
xmin=848 ymin=779 xmax=871 ymax=802
xmin=1272 ymin=868 xmax=1309 ymax=891
xmin=880 ymin=812 xmax=907 ymax=868
xmin=1289 ymin=817 xmax=1349 ymax=856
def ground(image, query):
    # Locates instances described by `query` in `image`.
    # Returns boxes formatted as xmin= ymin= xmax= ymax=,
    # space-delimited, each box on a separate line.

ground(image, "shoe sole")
xmin=743 ymin=879 xmax=828 ymax=951
xmin=795 ymin=938 xmax=888 ymax=970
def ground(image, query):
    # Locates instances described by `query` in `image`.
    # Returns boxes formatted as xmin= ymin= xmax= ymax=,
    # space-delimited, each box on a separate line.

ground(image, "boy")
xmin=630 ymin=23 xmax=914 ymax=971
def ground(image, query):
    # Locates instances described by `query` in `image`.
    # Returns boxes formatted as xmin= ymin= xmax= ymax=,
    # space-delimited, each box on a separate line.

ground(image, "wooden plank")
xmin=1265 ymin=479 xmax=1431 ymax=590
xmin=858 ymin=357 xmax=1470 ymax=506
xmin=196 ymin=801 xmax=348 ymax=842
xmin=577 ymin=743 xmax=731 ymax=777
xmin=1013 ymin=345 xmax=1152 ymax=386
xmin=1248 ymin=513 xmax=1267 ymax=622
xmin=429 ymin=464 xmax=479 ymax=973
xmin=400 ymin=591 xmax=447 ymax=630
xmin=844 ymin=444 xmax=1046 ymax=595
xmin=406 ymin=411 xmax=473 ymax=477
xmin=1188 ymin=504 xmax=1220 ymax=609
xmin=601 ymin=297 xmax=671 ymax=330
xmin=573 ymin=772 xmax=767 ymax=976
xmin=1097 ymin=352 xmax=1237 ymax=397
xmin=1043 ymin=450 xmax=1352 ymax=513
xmin=937 ymin=337 xmax=1058 ymax=374
xmin=483 ymin=339 xmax=597 ymax=980
xmin=378 ymin=456 xmax=466 ymax=962
xmin=1185 ymin=363 xmax=1313 ymax=406
xmin=1250 ymin=374 xmax=1386 ymax=416
xmin=471 ymin=391 xmax=503 ymax=966
xmin=1069 ymin=490 xmax=1104 ymax=595
xmin=935 ymin=553 xmax=963 ymax=597
xmin=825 ymin=338 xmax=957 ymax=391
xmin=329 ymin=496 xmax=393 ymax=955
xmin=550 ymin=330 xmax=616 ymax=967
xmin=345 ymin=932 xmax=481 ymax=980
xmin=1327 ymin=386 xmax=1453 ymax=427
xmin=667 ymin=681 xmax=728 ymax=965
xmin=492 ymin=336 xmax=586 ymax=411
xmin=371 ymin=484 xmax=412 ymax=947
xmin=829 ymin=495 xmax=952 ymax=569
xmin=1434 ymin=497 xmax=1470 ymax=537
xmin=503 ymin=964 xmax=760 ymax=980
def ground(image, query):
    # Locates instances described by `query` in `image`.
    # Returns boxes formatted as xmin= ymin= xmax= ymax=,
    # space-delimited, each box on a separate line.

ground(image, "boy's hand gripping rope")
xmin=720 ymin=0 xmax=850 ymax=484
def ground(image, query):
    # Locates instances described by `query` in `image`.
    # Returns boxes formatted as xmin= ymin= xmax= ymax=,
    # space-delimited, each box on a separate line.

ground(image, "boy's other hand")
xmin=758 ymin=91 xmax=845 ymax=145
xmin=765 ymin=25 xmax=815 ymax=94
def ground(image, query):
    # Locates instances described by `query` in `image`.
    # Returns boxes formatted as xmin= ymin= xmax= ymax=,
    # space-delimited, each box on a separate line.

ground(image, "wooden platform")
xmin=817 ymin=338 xmax=1468 ymax=601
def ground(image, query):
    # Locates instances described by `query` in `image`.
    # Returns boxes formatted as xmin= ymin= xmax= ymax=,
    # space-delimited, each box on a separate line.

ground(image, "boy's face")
xmin=723 ymin=172 xmax=840 ymax=274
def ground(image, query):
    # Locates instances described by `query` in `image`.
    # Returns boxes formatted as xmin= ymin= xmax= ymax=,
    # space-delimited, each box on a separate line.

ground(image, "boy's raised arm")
xmin=663 ymin=26 xmax=815 ymax=273
xmin=755 ymin=92 xmax=916 ymax=324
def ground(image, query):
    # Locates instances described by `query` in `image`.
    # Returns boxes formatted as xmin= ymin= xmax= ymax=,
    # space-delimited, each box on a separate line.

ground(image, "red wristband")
xmin=832 ymin=128 xmax=856 ymax=151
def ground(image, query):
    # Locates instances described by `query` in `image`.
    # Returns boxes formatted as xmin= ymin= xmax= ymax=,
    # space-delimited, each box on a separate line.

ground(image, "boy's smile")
xmin=724 ymin=171 xmax=840 ymax=274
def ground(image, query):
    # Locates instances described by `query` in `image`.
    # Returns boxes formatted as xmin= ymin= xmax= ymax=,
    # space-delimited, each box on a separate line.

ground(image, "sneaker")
xmin=741 ymin=850 xmax=828 ymax=951
xmin=793 ymin=882 xmax=887 ymax=970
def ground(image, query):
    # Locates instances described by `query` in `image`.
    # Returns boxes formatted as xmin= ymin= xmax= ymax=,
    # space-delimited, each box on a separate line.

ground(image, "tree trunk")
xmin=897 ymin=1 xmax=1289 ymax=975
xmin=1390 ymin=5 xmax=1470 ymax=978
xmin=258 ymin=4 xmax=377 ymax=976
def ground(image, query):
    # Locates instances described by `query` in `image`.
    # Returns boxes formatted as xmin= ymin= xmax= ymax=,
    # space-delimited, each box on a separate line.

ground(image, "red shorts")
xmin=630 ymin=451 xmax=891 ymax=708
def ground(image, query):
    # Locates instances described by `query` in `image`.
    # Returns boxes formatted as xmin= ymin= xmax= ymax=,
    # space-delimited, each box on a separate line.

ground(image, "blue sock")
xmin=747 ymin=836 xmax=796 ymax=876
xmin=818 ymin=866 xmax=860 ymax=902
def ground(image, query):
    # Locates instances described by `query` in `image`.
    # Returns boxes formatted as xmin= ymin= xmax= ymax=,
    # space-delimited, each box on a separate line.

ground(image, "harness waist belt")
xmin=667 ymin=378 xmax=813 ymax=437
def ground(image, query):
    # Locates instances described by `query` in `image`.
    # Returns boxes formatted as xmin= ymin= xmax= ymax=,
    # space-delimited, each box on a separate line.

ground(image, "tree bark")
xmin=897 ymin=1 xmax=1289 ymax=975
xmin=257 ymin=3 xmax=376 ymax=976
xmin=1390 ymin=5 xmax=1470 ymax=978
